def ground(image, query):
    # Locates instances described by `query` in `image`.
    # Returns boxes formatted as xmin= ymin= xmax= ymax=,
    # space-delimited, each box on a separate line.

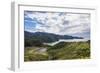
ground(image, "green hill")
xmin=24 ymin=40 xmax=90 ymax=61
xmin=47 ymin=40 xmax=90 ymax=60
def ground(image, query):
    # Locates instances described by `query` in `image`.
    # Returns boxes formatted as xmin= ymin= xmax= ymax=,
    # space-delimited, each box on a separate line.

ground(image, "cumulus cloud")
xmin=24 ymin=11 xmax=90 ymax=39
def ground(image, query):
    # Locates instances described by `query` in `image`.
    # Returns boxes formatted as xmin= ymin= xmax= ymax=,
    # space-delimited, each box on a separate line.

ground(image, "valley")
xmin=24 ymin=40 xmax=90 ymax=61
xmin=24 ymin=31 xmax=90 ymax=61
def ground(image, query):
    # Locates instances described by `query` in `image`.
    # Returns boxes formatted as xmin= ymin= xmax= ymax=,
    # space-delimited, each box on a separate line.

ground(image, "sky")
xmin=24 ymin=11 xmax=90 ymax=39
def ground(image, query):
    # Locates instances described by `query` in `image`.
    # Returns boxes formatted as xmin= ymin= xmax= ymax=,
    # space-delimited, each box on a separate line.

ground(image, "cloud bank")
xmin=24 ymin=11 xmax=90 ymax=39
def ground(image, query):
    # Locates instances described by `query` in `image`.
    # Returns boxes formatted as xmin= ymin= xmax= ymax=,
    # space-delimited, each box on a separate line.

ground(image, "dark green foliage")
xmin=25 ymin=38 xmax=43 ymax=47
xmin=24 ymin=31 xmax=83 ymax=47
xmin=25 ymin=39 xmax=32 ymax=47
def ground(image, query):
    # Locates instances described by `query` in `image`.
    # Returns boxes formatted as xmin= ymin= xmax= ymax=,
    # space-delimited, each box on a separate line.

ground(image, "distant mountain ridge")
xmin=25 ymin=31 xmax=83 ymax=43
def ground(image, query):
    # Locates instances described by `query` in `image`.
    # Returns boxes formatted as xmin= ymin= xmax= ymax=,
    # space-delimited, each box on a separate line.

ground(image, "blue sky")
xmin=24 ymin=11 xmax=90 ymax=39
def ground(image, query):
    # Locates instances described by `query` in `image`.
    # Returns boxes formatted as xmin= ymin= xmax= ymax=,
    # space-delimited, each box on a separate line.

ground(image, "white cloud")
xmin=25 ymin=11 xmax=90 ymax=38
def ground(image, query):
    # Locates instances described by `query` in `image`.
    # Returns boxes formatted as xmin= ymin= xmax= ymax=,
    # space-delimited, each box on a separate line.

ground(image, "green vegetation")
xmin=25 ymin=31 xmax=83 ymax=46
xmin=47 ymin=41 xmax=90 ymax=60
xmin=24 ymin=47 xmax=49 ymax=61
xmin=24 ymin=40 xmax=90 ymax=61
